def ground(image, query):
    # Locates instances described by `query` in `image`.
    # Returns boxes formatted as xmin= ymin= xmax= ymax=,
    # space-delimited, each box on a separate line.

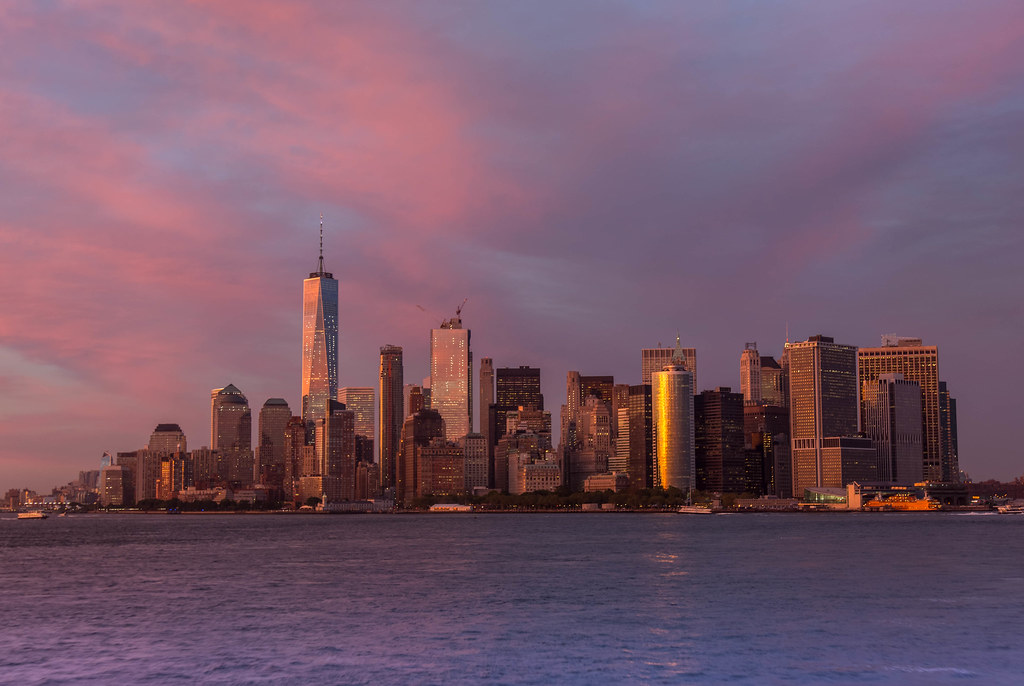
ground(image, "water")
xmin=1 ymin=512 xmax=1022 ymax=684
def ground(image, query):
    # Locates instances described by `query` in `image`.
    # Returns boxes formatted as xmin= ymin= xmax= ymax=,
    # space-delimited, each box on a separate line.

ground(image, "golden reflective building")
xmin=652 ymin=364 xmax=694 ymax=491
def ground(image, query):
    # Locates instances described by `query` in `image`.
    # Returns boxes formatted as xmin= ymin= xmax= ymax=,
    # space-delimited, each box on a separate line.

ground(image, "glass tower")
xmin=430 ymin=316 xmax=472 ymax=441
xmin=301 ymin=221 xmax=339 ymax=427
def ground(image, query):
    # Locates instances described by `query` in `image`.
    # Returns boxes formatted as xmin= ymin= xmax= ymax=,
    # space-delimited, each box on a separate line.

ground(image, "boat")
xmin=17 ymin=512 xmax=48 ymax=520
xmin=996 ymin=500 xmax=1024 ymax=514
xmin=677 ymin=504 xmax=716 ymax=515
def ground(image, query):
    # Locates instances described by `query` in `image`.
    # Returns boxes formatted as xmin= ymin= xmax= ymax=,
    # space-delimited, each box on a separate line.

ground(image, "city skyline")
xmin=2 ymin=2 xmax=1024 ymax=490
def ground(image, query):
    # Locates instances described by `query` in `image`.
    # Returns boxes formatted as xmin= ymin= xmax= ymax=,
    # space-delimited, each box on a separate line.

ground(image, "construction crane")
xmin=455 ymin=298 xmax=468 ymax=318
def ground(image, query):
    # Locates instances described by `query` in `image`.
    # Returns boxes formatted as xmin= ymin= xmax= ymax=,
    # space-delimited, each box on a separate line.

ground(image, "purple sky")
xmin=2 ymin=1 xmax=1023 ymax=491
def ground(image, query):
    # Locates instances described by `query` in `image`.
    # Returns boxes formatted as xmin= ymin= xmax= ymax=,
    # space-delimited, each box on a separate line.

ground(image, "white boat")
xmin=996 ymin=501 xmax=1024 ymax=514
xmin=677 ymin=505 xmax=716 ymax=515
xmin=17 ymin=511 xmax=48 ymax=520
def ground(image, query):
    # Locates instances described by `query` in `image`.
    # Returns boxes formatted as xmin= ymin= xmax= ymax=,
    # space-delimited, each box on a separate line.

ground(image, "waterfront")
xmin=1 ymin=513 xmax=1021 ymax=684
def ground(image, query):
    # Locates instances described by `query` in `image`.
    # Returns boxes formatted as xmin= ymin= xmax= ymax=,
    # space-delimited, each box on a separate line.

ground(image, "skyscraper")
xmin=651 ymin=363 xmax=694 ymax=491
xmin=861 ymin=374 xmax=923 ymax=484
xmin=787 ymin=335 xmax=860 ymax=493
xmin=257 ymin=398 xmax=291 ymax=486
xmin=149 ymin=424 xmax=186 ymax=455
xmin=317 ymin=399 xmax=356 ymax=503
xmin=211 ymin=384 xmax=251 ymax=453
xmin=379 ymin=345 xmax=404 ymax=494
xmin=694 ymin=387 xmax=746 ymax=493
xmin=858 ymin=336 xmax=946 ymax=481
xmin=397 ymin=409 xmax=445 ymax=506
xmin=939 ymin=381 xmax=959 ymax=482
xmin=338 ymin=387 xmax=374 ymax=441
xmin=430 ymin=315 xmax=472 ymax=440
xmin=642 ymin=339 xmax=697 ymax=391
xmin=626 ymin=384 xmax=654 ymax=489
xmin=479 ymin=357 xmax=493 ymax=436
xmin=759 ymin=356 xmax=786 ymax=407
xmin=740 ymin=343 xmax=761 ymax=406
xmin=301 ymin=218 xmax=339 ymax=427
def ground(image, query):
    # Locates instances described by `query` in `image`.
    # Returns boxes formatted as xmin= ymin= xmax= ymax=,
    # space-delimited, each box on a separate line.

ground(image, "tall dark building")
xmin=318 ymin=399 xmax=356 ymax=503
xmin=257 ymin=398 xmax=291 ymax=488
xmin=694 ymin=387 xmax=746 ymax=493
xmin=788 ymin=335 xmax=859 ymax=492
xmin=939 ymin=381 xmax=959 ymax=482
xmin=743 ymin=404 xmax=790 ymax=497
xmin=379 ymin=345 xmax=404 ymax=495
xmin=626 ymin=384 xmax=653 ymax=489
xmin=488 ymin=366 xmax=543 ymax=484
xmin=211 ymin=384 xmax=253 ymax=485
xmin=496 ymin=366 xmax=543 ymax=411
xmin=580 ymin=375 xmax=614 ymax=405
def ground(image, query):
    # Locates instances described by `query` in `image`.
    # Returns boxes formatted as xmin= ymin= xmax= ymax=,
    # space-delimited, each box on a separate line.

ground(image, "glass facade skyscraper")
xmin=301 ymin=229 xmax=338 ymax=427
xmin=430 ymin=316 xmax=472 ymax=441
xmin=651 ymin=364 xmax=694 ymax=491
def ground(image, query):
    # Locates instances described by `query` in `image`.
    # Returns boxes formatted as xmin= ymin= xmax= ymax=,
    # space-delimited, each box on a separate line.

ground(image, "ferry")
xmin=996 ymin=500 xmax=1024 ymax=514
xmin=864 ymin=493 xmax=941 ymax=511
xmin=677 ymin=504 xmax=717 ymax=515
xmin=17 ymin=511 xmax=48 ymax=520
xmin=428 ymin=503 xmax=473 ymax=512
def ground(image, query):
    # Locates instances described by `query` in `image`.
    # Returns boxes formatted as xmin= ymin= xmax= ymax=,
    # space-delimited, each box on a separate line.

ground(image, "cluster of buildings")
xmin=79 ymin=234 xmax=961 ymax=510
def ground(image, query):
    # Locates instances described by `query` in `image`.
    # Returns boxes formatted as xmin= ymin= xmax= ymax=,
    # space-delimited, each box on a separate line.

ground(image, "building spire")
xmin=672 ymin=331 xmax=685 ymax=366
xmin=318 ymin=213 xmax=325 ymax=274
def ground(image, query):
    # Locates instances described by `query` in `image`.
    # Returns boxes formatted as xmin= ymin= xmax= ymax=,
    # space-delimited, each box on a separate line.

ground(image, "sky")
xmin=2 ymin=1 xmax=1023 ymax=491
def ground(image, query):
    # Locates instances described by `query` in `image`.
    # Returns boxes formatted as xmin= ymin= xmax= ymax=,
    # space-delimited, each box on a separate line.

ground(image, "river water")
xmin=1 ymin=512 xmax=1021 ymax=684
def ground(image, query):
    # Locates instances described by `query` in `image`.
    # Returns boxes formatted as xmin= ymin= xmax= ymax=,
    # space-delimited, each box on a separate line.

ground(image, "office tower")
xmin=479 ymin=358 xmax=493 ymax=436
xmin=759 ymin=356 xmax=786 ymax=407
xmin=568 ymin=396 xmax=613 ymax=491
xmin=379 ymin=345 xmax=404 ymax=493
xmin=100 ymin=465 xmax=125 ymax=507
xmin=301 ymin=220 xmax=339 ymax=427
xmin=651 ymin=363 xmax=695 ymax=491
xmin=257 ymin=398 xmax=291 ymax=487
xmin=211 ymin=384 xmax=253 ymax=484
xmin=740 ymin=343 xmax=762 ymax=406
xmin=496 ymin=366 xmax=543 ymax=411
xmin=939 ymin=382 xmax=959 ymax=482
xmin=397 ymin=409 xmax=445 ymax=506
xmin=430 ymin=315 xmax=472 ymax=440
xmin=413 ymin=440 xmax=465 ymax=501
xmin=210 ymin=387 xmax=222 ymax=447
xmin=611 ymin=383 xmax=630 ymax=441
xmin=317 ymin=399 xmax=356 ymax=503
xmin=114 ymin=451 xmax=139 ymax=505
xmin=489 ymin=366 xmax=544 ymax=467
xmin=460 ymin=433 xmax=488 ymax=491
xmin=149 ymin=424 xmax=186 ymax=455
xmin=695 ymin=387 xmax=746 ymax=493
xmin=788 ymin=335 xmax=860 ymax=493
xmin=339 ymin=387 xmax=374 ymax=465
xmin=858 ymin=336 xmax=946 ymax=481
xmin=580 ymin=375 xmax=614 ymax=406
xmin=338 ymin=388 xmax=374 ymax=440
xmin=212 ymin=384 xmax=251 ymax=452
xmin=611 ymin=407 xmax=630 ymax=473
xmin=406 ymin=385 xmax=424 ymax=416
xmin=862 ymin=374 xmax=923 ymax=484
xmin=744 ymin=404 xmax=791 ymax=497
xmin=282 ymin=416 xmax=307 ymax=501
xmin=157 ymin=454 xmax=190 ymax=500
xmin=642 ymin=338 xmax=697 ymax=391
xmin=627 ymin=384 xmax=654 ymax=488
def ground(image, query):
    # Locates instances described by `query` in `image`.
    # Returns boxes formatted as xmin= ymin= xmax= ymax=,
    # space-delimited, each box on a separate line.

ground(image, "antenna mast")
xmin=317 ymin=213 xmax=325 ymax=274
